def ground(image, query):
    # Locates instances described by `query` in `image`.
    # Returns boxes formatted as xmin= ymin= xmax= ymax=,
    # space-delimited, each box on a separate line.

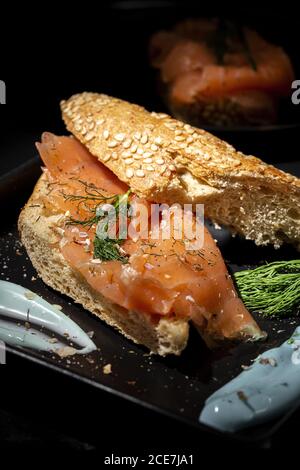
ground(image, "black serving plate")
xmin=0 ymin=157 xmax=299 ymax=446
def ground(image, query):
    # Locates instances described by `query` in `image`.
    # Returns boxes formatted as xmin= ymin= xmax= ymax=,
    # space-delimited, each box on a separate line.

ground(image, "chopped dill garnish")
xmin=234 ymin=260 xmax=300 ymax=317
xmin=94 ymin=190 xmax=131 ymax=263
xmin=63 ymin=182 xmax=131 ymax=263
xmin=93 ymin=237 xmax=128 ymax=264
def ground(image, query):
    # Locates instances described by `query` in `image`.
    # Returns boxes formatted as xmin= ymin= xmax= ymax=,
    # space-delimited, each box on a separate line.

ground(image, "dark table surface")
xmin=0 ymin=134 xmax=299 ymax=455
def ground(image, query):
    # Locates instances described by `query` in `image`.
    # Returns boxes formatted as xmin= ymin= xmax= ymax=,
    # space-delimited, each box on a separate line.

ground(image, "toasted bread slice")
xmin=61 ymin=93 xmax=300 ymax=250
xmin=18 ymin=174 xmax=189 ymax=356
xmin=19 ymin=172 xmax=264 ymax=355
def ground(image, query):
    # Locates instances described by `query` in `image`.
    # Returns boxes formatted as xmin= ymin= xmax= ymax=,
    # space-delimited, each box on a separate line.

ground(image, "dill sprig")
xmin=207 ymin=19 xmax=257 ymax=71
xmin=66 ymin=214 xmax=99 ymax=228
xmin=209 ymin=17 xmax=228 ymax=65
xmin=63 ymin=181 xmax=131 ymax=263
xmin=93 ymin=190 xmax=131 ymax=263
xmin=93 ymin=237 xmax=128 ymax=263
xmin=234 ymin=260 xmax=300 ymax=317
xmin=236 ymin=24 xmax=257 ymax=71
xmin=62 ymin=179 xmax=118 ymax=210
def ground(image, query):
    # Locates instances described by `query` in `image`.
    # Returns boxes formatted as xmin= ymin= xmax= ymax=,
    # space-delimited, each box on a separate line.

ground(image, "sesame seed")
xmin=165 ymin=123 xmax=176 ymax=130
xmin=175 ymin=135 xmax=185 ymax=142
xmin=103 ymin=154 xmax=111 ymax=162
xmin=133 ymin=154 xmax=142 ymax=160
xmin=154 ymin=137 xmax=162 ymax=145
xmin=103 ymin=130 xmax=109 ymax=139
xmin=135 ymin=169 xmax=145 ymax=177
xmin=155 ymin=113 xmax=168 ymax=119
xmin=150 ymin=144 xmax=158 ymax=151
xmin=187 ymin=136 xmax=194 ymax=144
xmin=143 ymin=152 xmax=153 ymax=158
xmin=115 ymin=133 xmax=125 ymax=142
xmin=156 ymin=158 xmax=165 ymax=165
xmin=74 ymin=124 xmax=82 ymax=132
xmin=121 ymin=151 xmax=131 ymax=158
xmin=124 ymin=158 xmax=134 ymax=165
xmin=141 ymin=134 xmax=148 ymax=144
xmin=218 ymin=163 xmax=229 ymax=169
xmin=180 ymin=142 xmax=187 ymax=149
xmin=175 ymin=129 xmax=182 ymax=136
xmin=123 ymin=139 xmax=132 ymax=149
xmin=134 ymin=132 xmax=141 ymax=141
xmin=130 ymin=144 xmax=138 ymax=153
xmin=159 ymin=165 xmax=167 ymax=174
xmin=107 ymin=140 xmax=118 ymax=148
xmin=81 ymin=127 xmax=87 ymax=136
xmin=96 ymin=118 xmax=105 ymax=125
xmin=146 ymin=165 xmax=154 ymax=171
xmin=137 ymin=148 xmax=144 ymax=155
xmin=126 ymin=168 xmax=134 ymax=178
xmin=112 ymin=152 xmax=118 ymax=160
xmin=169 ymin=164 xmax=176 ymax=171
xmin=85 ymin=132 xmax=95 ymax=141
xmin=144 ymin=157 xmax=153 ymax=164
xmin=88 ymin=122 xmax=95 ymax=130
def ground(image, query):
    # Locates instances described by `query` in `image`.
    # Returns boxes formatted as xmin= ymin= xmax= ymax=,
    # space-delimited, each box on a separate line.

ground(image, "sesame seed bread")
xmin=18 ymin=174 xmax=189 ymax=356
xmin=61 ymin=92 xmax=300 ymax=250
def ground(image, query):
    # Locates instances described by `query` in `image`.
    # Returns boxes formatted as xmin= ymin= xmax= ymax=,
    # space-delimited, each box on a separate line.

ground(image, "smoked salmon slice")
xmin=150 ymin=19 xmax=294 ymax=125
xmin=151 ymin=20 xmax=294 ymax=100
xmin=36 ymin=132 xmax=264 ymax=345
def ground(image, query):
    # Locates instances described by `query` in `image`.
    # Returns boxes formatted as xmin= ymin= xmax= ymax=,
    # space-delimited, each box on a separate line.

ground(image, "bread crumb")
xmin=52 ymin=304 xmax=63 ymax=310
xmin=48 ymin=337 xmax=58 ymax=344
xmin=24 ymin=291 xmax=36 ymax=300
xmin=127 ymin=381 xmax=136 ymax=385
xmin=56 ymin=346 xmax=77 ymax=358
xmin=103 ymin=363 xmax=112 ymax=374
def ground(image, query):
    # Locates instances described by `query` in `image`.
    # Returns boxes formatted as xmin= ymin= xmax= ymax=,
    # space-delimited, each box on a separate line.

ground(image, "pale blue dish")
xmin=200 ymin=326 xmax=300 ymax=432
xmin=0 ymin=280 xmax=96 ymax=356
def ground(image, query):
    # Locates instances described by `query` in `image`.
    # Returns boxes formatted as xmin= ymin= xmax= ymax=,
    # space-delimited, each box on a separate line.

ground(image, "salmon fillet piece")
xmin=36 ymin=132 xmax=264 ymax=345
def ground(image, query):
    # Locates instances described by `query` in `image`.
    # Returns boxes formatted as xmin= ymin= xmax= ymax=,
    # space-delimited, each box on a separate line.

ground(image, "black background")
xmin=1 ymin=0 xmax=300 ymax=457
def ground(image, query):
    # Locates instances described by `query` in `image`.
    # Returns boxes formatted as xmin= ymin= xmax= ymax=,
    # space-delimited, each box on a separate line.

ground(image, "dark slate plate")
xmin=0 ymin=157 xmax=299 ymax=444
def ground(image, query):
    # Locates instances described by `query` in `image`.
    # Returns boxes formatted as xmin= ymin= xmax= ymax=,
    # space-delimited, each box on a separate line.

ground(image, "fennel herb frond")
xmin=234 ymin=260 xmax=300 ymax=317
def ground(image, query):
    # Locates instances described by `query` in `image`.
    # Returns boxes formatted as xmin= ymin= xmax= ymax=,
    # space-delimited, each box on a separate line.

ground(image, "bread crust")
xmin=18 ymin=174 xmax=189 ymax=356
xmin=61 ymin=93 xmax=300 ymax=249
